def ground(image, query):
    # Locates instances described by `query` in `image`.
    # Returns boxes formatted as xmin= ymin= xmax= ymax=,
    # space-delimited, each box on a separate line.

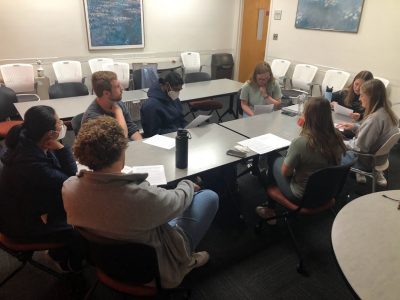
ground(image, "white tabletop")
xmin=14 ymin=89 xmax=148 ymax=120
xmin=124 ymin=123 xmax=252 ymax=183
xmin=179 ymin=78 xmax=243 ymax=102
xmin=331 ymin=190 xmax=400 ymax=300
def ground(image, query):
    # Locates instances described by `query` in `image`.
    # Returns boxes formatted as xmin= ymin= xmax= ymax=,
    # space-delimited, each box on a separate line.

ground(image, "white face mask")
xmin=168 ymin=90 xmax=180 ymax=101
xmin=57 ymin=124 xmax=67 ymax=140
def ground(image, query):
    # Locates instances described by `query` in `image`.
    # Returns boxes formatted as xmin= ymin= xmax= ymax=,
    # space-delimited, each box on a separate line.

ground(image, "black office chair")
xmin=79 ymin=228 xmax=190 ymax=299
xmin=71 ymin=113 xmax=84 ymax=136
xmin=132 ymin=65 xmax=159 ymax=90
xmin=48 ymin=82 xmax=89 ymax=99
xmin=0 ymin=86 xmax=23 ymax=138
xmin=184 ymin=72 xmax=223 ymax=122
xmin=256 ymin=161 xmax=354 ymax=275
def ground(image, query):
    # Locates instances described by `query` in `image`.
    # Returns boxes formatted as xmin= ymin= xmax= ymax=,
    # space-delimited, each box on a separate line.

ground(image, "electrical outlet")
xmin=273 ymin=34 xmax=278 ymax=40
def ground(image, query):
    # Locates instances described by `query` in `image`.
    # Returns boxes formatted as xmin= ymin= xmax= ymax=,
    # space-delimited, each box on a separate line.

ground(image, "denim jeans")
xmin=168 ymin=189 xmax=219 ymax=251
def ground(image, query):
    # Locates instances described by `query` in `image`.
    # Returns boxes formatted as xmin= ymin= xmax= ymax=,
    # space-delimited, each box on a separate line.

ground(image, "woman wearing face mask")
xmin=0 ymin=105 xmax=84 ymax=271
xmin=140 ymin=71 xmax=187 ymax=138
xmin=331 ymin=70 xmax=373 ymax=121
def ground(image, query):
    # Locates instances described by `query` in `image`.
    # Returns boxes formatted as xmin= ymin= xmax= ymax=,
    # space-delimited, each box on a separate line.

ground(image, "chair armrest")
xmin=81 ymin=77 xmax=86 ymax=84
xmin=307 ymin=82 xmax=319 ymax=96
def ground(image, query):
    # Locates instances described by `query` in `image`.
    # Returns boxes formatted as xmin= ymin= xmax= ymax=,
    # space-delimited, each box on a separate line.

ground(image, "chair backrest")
xmin=0 ymin=86 xmax=19 ymax=121
xmin=375 ymin=132 xmax=400 ymax=157
xmin=300 ymin=162 xmax=353 ymax=209
xmin=133 ymin=65 xmax=158 ymax=89
xmin=374 ymin=76 xmax=390 ymax=88
xmin=0 ymin=64 xmax=35 ymax=93
xmin=48 ymin=82 xmax=89 ymax=99
xmin=88 ymin=58 xmax=114 ymax=74
xmin=184 ymin=72 xmax=211 ymax=83
xmin=271 ymin=59 xmax=291 ymax=79
xmin=52 ymin=60 xmax=83 ymax=83
xmin=181 ymin=52 xmax=201 ymax=74
xmin=321 ymin=69 xmax=351 ymax=93
xmin=102 ymin=62 xmax=130 ymax=89
xmin=291 ymin=64 xmax=318 ymax=91
xmin=71 ymin=113 xmax=84 ymax=136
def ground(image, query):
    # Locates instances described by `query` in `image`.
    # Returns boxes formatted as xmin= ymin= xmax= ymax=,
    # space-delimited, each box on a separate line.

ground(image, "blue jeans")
xmin=169 ymin=189 xmax=219 ymax=251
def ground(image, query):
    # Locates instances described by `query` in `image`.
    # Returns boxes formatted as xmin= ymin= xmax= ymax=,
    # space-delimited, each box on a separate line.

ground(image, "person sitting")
xmin=0 ymin=106 xmax=85 ymax=271
xmin=240 ymin=62 xmax=282 ymax=118
xmin=331 ymin=70 xmax=373 ymax=121
xmin=256 ymin=97 xmax=346 ymax=220
xmin=339 ymin=79 xmax=399 ymax=186
xmin=62 ymin=116 xmax=219 ymax=288
xmin=140 ymin=71 xmax=187 ymax=138
xmin=82 ymin=71 xmax=142 ymax=141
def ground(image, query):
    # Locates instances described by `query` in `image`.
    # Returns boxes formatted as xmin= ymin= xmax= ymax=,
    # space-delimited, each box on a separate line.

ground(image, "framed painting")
xmin=295 ymin=0 xmax=364 ymax=33
xmin=84 ymin=0 xmax=144 ymax=50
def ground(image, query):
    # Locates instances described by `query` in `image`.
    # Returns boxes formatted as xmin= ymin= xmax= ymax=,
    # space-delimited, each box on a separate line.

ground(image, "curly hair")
xmin=73 ymin=116 xmax=128 ymax=171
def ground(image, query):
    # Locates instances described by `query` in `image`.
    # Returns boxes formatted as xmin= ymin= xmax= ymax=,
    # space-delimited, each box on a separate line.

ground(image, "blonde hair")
xmin=249 ymin=62 xmax=275 ymax=87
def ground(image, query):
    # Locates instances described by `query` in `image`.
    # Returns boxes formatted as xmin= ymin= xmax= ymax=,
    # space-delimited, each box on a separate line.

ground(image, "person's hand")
xmin=45 ymin=139 xmax=64 ymax=151
xmin=330 ymin=101 xmax=337 ymax=109
xmin=336 ymin=123 xmax=354 ymax=130
xmin=350 ymin=112 xmax=361 ymax=121
xmin=193 ymin=183 xmax=201 ymax=192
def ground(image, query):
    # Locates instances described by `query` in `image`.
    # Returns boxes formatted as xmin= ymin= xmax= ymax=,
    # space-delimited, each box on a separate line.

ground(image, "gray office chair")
xmin=71 ymin=113 xmax=84 ymax=136
xmin=184 ymin=72 xmax=223 ymax=122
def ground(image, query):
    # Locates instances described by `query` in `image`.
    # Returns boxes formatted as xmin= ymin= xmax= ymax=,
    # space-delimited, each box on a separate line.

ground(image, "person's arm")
xmin=240 ymin=100 xmax=254 ymax=116
xmin=140 ymin=102 xmax=163 ymax=137
xmin=282 ymin=138 xmax=302 ymax=177
xmin=260 ymin=82 xmax=281 ymax=106
xmin=52 ymin=146 xmax=78 ymax=176
xmin=355 ymin=117 xmax=380 ymax=153
xmin=281 ymin=162 xmax=294 ymax=177
xmin=119 ymin=102 xmax=142 ymax=140
xmin=112 ymin=104 xmax=129 ymax=138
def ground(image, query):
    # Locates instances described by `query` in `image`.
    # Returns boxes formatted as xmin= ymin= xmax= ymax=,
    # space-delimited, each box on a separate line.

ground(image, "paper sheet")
xmin=123 ymin=165 xmax=167 ymax=186
xmin=238 ymin=133 xmax=291 ymax=154
xmin=334 ymin=103 xmax=353 ymax=116
xmin=143 ymin=134 xmax=175 ymax=149
xmin=185 ymin=114 xmax=212 ymax=129
xmin=254 ymin=104 xmax=274 ymax=115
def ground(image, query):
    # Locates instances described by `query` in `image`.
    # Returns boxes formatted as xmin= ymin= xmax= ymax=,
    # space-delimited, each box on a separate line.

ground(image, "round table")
xmin=332 ymin=190 xmax=400 ymax=300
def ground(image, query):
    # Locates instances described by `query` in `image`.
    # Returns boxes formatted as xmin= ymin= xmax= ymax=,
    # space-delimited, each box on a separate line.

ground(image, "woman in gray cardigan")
xmin=339 ymin=79 xmax=399 ymax=186
xmin=62 ymin=116 xmax=219 ymax=288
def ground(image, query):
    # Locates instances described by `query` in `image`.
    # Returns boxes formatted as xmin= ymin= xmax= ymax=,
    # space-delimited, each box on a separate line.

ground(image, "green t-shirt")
xmin=284 ymin=136 xmax=341 ymax=198
xmin=240 ymin=80 xmax=282 ymax=108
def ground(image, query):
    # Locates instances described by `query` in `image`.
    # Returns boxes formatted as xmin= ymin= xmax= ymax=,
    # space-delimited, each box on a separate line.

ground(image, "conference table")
xmin=124 ymin=123 xmax=254 ymax=183
xmin=331 ymin=190 xmax=400 ymax=300
xmin=13 ymin=89 xmax=148 ymax=120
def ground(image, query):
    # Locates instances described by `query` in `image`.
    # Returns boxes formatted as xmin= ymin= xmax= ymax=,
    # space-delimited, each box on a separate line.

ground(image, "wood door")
xmin=238 ymin=0 xmax=271 ymax=83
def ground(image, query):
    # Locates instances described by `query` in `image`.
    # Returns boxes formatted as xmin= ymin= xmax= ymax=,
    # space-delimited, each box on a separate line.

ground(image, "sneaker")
xmin=255 ymin=206 xmax=277 ymax=225
xmin=356 ymin=173 xmax=366 ymax=184
xmin=375 ymin=171 xmax=387 ymax=187
xmin=189 ymin=251 xmax=210 ymax=269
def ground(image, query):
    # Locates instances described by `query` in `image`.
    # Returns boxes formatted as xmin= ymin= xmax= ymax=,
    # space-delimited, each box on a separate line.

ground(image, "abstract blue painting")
xmin=84 ymin=0 xmax=144 ymax=49
xmin=295 ymin=0 xmax=364 ymax=33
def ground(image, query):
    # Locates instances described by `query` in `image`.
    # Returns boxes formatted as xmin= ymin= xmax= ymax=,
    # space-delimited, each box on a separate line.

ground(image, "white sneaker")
xmin=189 ymin=251 xmax=210 ymax=269
xmin=356 ymin=173 xmax=366 ymax=184
xmin=375 ymin=171 xmax=387 ymax=187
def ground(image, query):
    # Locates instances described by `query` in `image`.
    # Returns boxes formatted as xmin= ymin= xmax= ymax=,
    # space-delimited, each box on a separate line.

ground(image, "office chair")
xmin=282 ymin=64 xmax=318 ymax=101
xmin=52 ymin=60 xmax=85 ymax=84
xmin=79 ymin=229 xmax=190 ymax=299
xmin=256 ymin=161 xmax=354 ymax=275
xmin=350 ymin=132 xmax=400 ymax=192
xmin=184 ymin=72 xmax=223 ymax=122
xmin=374 ymin=76 xmax=390 ymax=88
xmin=319 ymin=69 xmax=350 ymax=95
xmin=71 ymin=113 xmax=84 ymax=136
xmin=132 ymin=64 xmax=158 ymax=90
xmin=270 ymin=59 xmax=291 ymax=88
xmin=102 ymin=62 xmax=131 ymax=90
xmin=48 ymin=82 xmax=89 ymax=99
xmin=0 ymin=64 xmax=40 ymax=102
xmin=88 ymin=58 xmax=114 ymax=74
xmin=0 ymin=86 xmax=23 ymax=138
xmin=181 ymin=52 xmax=205 ymax=76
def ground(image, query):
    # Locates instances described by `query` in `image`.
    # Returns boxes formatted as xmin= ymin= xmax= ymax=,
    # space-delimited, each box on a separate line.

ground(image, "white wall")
xmin=0 ymin=0 xmax=241 ymax=84
xmin=266 ymin=0 xmax=400 ymax=103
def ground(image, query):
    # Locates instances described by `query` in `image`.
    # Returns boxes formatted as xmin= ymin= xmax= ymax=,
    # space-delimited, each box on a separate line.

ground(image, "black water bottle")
xmin=176 ymin=129 xmax=190 ymax=169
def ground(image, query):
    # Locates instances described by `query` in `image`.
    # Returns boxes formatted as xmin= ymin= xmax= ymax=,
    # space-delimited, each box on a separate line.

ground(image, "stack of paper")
xmin=143 ymin=134 xmax=175 ymax=149
xmin=238 ymin=133 xmax=291 ymax=154
xmin=123 ymin=165 xmax=167 ymax=186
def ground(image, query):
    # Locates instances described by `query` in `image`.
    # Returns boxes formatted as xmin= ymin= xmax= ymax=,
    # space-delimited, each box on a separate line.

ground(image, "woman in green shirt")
xmin=240 ymin=62 xmax=282 ymax=117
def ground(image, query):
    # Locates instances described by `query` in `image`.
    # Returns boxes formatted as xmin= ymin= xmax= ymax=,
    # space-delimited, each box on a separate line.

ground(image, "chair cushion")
xmin=189 ymin=99 xmax=223 ymax=110
xmin=0 ymin=233 xmax=64 ymax=251
xmin=266 ymin=186 xmax=335 ymax=215
xmin=97 ymin=269 xmax=157 ymax=296
xmin=0 ymin=120 xmax=23 ymax=137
